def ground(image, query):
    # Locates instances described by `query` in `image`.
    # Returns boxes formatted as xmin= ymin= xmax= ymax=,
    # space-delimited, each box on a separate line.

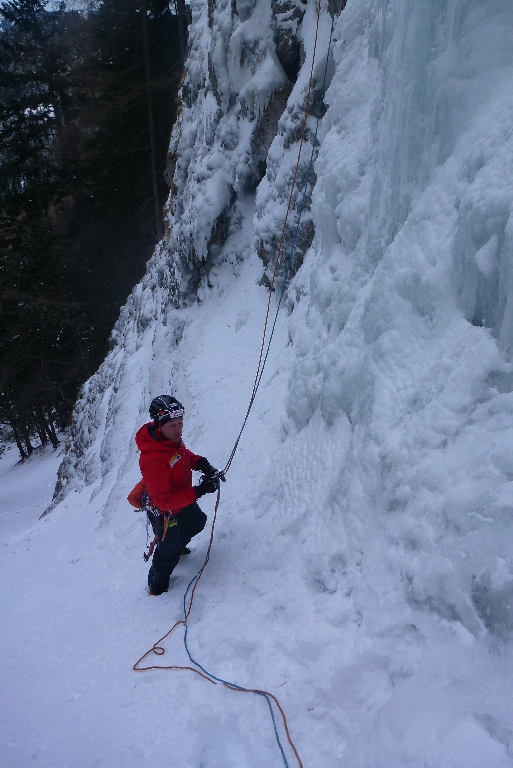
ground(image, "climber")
xmin=132 ymin=395 xmax=220 ymax=595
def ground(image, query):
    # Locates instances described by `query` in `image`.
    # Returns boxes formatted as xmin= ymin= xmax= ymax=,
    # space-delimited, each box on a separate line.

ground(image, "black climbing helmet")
xmin=149 ymin=395 xmax=184 ymax=427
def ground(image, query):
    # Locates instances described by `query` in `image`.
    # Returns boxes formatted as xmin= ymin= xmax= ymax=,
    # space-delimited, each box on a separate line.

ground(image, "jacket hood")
xmin=135 ymin=422 xmax=182 ymax=453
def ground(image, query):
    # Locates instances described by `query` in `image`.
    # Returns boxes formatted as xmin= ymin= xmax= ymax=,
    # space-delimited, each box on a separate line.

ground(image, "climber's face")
xmin=161 ymin=417 xmax=183 ymax=444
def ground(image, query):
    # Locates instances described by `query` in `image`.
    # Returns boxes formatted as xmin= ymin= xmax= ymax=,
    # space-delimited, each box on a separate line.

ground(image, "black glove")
xmin=196 ymin=457 xmax=226 ymax=483
xmin=194 ymin=476 xmax=219 ymax=499
xmin=195 ymin=457 xmax=217 ymax=476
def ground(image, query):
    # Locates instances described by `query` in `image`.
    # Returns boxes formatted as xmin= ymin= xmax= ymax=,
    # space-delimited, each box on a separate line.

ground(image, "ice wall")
xmin=53 ymin=0 xmax=513 ymax=763
xmin=287 ymin=0 xmax=513 ymax=636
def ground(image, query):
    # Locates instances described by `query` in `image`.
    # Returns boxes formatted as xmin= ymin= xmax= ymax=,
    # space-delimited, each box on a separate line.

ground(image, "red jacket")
xmin=135 ymin=422 xmax=202 ymax=513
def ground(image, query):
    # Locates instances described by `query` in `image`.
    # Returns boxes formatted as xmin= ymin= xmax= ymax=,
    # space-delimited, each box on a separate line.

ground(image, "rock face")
xmin=271 ymin=0 xmax=307 ymax=81
xmin=52 ymin=0 xmax=334 ymax=503
xmin=164 ymin=0 xmax=338 ymax=301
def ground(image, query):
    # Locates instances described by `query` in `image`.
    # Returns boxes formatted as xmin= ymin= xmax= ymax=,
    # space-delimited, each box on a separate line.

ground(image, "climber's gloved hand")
xmin=194 ymin=476 xmax=219 ymax=498
xmin=196 ymin=457 xmax=226 ymax=482
xmin=196 ymin=457 xmax=217 ymax=476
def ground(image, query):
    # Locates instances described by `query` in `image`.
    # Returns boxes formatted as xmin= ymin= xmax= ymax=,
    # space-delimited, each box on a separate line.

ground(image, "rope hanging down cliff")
xmin=134 ymin=3 xmax=339 ymax=767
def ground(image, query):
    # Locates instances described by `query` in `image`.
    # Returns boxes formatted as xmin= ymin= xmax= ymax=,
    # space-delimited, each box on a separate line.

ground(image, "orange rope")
xmin=133 ymin=4 xmax=324 ymax=766
xmin=223 ymin=685 xmax=304 ymax=768
xmin=133 ymin=487 xmax=222 ymax=674
xmin=134 ymin=486 xmax=304 ymax=768
xmin=222 ymin=0 xmax=323 ymax=476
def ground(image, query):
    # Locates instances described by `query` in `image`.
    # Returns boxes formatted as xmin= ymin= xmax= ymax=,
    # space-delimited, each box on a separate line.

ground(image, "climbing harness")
xmin=145 ymin=519 xmax=177 ymax=559
xmin=134 ymin=2 xmax=340 ymax=766
xmin=143 ymin=535 xmax=158 ymax=562
xmin=142 ymin=491 xmax=179 ymax=561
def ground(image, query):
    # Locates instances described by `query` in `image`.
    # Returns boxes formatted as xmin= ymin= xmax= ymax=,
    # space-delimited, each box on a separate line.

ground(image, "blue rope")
xmin=182 ymin=567 xmax=290 ymax=766
xmin=183 ymin=3 xmax=339 ymax=766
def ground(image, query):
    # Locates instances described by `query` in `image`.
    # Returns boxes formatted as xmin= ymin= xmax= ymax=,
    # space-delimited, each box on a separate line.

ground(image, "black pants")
xmin=147 ymin=502 xmax=207 ymax=595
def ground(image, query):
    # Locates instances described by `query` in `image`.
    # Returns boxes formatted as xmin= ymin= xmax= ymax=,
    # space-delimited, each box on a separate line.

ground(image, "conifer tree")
xmin=0 ymin=0 xmax=185 ymax=460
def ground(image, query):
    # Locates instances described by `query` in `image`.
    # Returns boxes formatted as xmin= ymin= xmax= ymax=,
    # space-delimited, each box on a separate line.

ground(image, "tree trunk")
xmin=34 ymin=419 xmax=48 ymax=446
xmin=20 ymin=424 xmax=34 ymax=456
xmin=44 ymin=410 xmax=59 ymax=450
xmin=176 ymin=0 xmax=188 ymax=65
xmin=5 ymin=400 xmax=27 ymax=461
xmin=11 ymin=422 xmax=27 ymax=462
xmin=36 ymin=406 xmax=59 ymax=450
xmin=141 ymin=0 xmax=163 ymax=241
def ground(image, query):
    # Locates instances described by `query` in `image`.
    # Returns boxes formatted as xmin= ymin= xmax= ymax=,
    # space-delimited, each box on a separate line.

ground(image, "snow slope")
xmin=2 ymin=0 xmax=513 ymax=766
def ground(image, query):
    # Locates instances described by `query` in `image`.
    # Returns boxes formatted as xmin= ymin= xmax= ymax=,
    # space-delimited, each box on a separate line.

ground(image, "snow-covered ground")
xmin=0 ymin=252 xmax=337 ymax=768
xmin=2 ymin=245 xmax=513 ymax=768
xmin=2 ymin=0 xmax=513 ymax=766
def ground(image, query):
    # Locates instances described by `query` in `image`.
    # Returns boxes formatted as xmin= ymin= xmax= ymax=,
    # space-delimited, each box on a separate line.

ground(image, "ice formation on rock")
xmin=50 ymin=0 xmax=513 ymax=764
